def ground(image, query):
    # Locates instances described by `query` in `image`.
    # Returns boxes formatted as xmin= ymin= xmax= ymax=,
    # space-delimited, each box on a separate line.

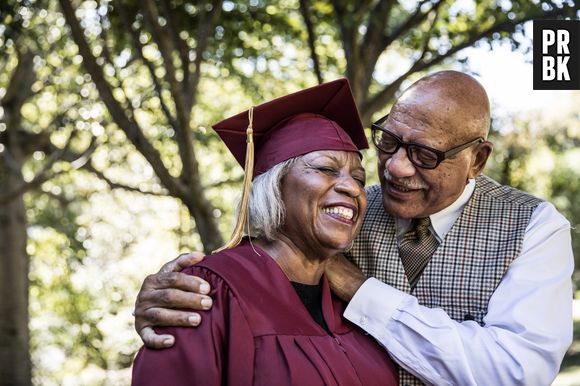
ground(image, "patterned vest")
xmin=347 ymin=175 xmax=543 ymax=386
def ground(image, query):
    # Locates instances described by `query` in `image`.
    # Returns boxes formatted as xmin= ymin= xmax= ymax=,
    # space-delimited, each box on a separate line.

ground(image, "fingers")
xmin=174 ymin=251 xmax=205 ymax=270
xmin=135 ymin=272 xmax=213 ymax=332
xmin=138 ymin=286 xmax=213 ymax=311
xmin=137 ymin=308 xmax=205 ymax=348
xmin=159 ymin=251 xmax=205 ymax=274
xmin=139 ymin=326 xmax=175 ymax=349
xmin=144 ymin=271 xmax=211 ymax=294
xmin=134 ymin=273 xmax=213 ymax=344
xmin=136 ymin=306 xmax=205 ymax=349
xmin=134 ymin=251 xmax=211 ymax=348
xmin=137 ymin=307 xmax=203 ymax=329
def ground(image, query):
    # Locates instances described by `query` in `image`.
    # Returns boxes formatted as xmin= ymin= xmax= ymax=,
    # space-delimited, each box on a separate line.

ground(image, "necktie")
xmin=399 ymin=217 xmax=439 ymax=288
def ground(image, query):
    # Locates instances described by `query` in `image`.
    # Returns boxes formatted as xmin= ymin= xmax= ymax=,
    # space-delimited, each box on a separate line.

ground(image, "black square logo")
xmin=533 ymin=20 xmax=580 ymax=90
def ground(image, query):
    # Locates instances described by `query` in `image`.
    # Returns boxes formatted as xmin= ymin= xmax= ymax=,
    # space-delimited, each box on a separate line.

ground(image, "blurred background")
xmin=0 ymin=1 xmax=578 ymax=385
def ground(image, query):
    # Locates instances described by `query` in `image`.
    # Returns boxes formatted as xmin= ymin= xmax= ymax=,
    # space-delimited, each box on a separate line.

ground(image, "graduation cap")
xmin=212 ymin=78 xmax=368 ymax=253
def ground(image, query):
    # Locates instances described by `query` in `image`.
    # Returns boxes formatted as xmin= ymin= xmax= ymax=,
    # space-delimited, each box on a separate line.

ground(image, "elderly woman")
xmin=131 ymin=80 xmax=398 ymax=385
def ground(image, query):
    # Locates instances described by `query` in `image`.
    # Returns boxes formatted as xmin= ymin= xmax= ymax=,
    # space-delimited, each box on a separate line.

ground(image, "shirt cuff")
xmin=343 ymin=277 xmax=409 ymax=338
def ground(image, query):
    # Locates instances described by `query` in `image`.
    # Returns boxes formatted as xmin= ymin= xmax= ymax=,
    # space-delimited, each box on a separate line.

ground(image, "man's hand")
xmin=325 ymin=254 xmax=368 ymax=302
xmin=134 ymin=252 xmax=212 ymax=349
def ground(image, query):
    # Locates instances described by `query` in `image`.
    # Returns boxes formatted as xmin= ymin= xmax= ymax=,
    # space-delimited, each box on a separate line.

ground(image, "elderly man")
xmin=133 ymin=71 xmax=574 ymax=386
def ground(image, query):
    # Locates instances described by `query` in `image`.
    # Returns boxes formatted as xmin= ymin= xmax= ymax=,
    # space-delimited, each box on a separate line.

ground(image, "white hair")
xmin=245 ymin=156 xmax=300 ymax=241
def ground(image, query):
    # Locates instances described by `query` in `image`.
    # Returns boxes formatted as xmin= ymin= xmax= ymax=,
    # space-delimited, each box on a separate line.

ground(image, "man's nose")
xmin=385 ymin=147 xmax=416 ymax=177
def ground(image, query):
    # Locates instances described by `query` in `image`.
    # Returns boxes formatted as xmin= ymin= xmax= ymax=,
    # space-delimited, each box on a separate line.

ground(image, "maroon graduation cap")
xmin=212 ymin=78 xmax=368 ymax=252
xmin=212 ymin=78 xmax=368 ymax=177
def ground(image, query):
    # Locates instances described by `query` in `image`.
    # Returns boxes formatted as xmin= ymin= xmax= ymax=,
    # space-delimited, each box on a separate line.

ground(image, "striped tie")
xmin=399 ymin=217 xmax=439 ymax=288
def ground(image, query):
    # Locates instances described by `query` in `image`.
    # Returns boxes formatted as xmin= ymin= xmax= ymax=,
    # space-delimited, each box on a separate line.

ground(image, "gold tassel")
xmin=213 ymin=107 xmax=255 ymax=253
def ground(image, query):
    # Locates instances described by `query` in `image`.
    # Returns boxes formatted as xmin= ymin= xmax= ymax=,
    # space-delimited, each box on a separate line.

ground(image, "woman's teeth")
xmin=323 ymin=206 xmax=354 ymax=220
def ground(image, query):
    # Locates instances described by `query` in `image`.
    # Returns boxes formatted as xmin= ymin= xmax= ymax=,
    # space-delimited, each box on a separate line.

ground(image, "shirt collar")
xmin=395 ymin=179 xmax=476 ymax=242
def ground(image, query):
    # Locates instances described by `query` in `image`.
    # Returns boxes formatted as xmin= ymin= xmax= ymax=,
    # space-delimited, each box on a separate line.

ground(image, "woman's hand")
xmin=134 ymin=252 xmax=212 ymax=348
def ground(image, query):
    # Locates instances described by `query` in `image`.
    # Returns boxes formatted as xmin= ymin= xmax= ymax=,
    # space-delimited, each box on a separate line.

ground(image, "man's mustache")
xmin=383 ymin=169 xmax=428 ymax=190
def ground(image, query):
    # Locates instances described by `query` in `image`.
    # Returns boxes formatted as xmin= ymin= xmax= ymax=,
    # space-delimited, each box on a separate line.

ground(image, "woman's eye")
xmin=317 ymin=167 xmax=336 ymax=174
xmin=353 ymin=176 xmax=366 ymax=187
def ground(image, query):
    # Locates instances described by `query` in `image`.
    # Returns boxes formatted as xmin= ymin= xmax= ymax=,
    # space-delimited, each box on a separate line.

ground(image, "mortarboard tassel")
xmin=213 ymin=107 xmax=255 ymax=253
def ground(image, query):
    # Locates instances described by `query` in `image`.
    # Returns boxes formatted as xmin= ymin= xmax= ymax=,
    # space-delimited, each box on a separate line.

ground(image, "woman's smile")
xmin=322 ymin=204 xmax=358 ymax=224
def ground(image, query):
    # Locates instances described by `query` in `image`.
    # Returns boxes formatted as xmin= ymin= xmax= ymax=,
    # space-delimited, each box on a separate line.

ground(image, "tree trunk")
xmin=0 ymin=153 xmax=30 ymax=386
xmin=0 ymin=50 xmax=35 ymax=386
xmin=0 ymin=99 xmax=30 ymax=386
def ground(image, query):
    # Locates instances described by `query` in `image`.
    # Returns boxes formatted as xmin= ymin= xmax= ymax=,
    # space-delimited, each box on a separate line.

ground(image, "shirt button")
xmin=360 ymin=316 xmax=367 ymax=325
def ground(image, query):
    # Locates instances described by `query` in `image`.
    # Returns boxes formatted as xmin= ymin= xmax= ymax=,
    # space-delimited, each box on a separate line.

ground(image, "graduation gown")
xmin=132 ymin=240 xmax=398 ymax=386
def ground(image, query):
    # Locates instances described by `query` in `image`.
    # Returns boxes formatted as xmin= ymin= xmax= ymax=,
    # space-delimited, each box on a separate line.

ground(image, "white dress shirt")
xmin=344 ymin=179 xmax=574 ymax=386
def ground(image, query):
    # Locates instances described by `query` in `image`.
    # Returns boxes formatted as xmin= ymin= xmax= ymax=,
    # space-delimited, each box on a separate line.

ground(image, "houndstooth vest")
xmin=347 ymin=175 xmax=543 ymax=386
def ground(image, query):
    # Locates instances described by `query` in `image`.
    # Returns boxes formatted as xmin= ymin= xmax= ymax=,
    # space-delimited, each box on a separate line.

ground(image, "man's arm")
xmin=134 ymin=252 xmax=213 ymax=348
xmin=325 ymin=253 xmax=367 ymax=302
xmin=327 ymin=202 xmax=574 ymax=386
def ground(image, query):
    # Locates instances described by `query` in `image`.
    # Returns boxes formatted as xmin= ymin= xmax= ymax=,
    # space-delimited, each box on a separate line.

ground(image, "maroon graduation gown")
xmin=132 ymin=240 xmax=398 ymax=386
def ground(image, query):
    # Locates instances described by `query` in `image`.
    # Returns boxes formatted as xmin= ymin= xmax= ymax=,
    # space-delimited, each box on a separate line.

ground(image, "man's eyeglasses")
xmin=371 ymin=114 xmax=484 ymax=170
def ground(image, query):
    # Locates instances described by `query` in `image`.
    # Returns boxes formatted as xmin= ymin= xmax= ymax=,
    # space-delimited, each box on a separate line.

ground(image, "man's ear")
xmin=468 ymin=141 xmax=493 ymax=179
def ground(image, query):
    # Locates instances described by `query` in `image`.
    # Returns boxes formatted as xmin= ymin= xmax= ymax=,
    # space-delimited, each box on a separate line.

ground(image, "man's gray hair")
xmin=246 ymin=156 xmax=300 ymax=241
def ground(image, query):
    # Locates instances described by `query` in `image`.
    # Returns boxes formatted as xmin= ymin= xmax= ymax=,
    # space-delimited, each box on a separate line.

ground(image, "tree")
xmin=2 ymin=1 xmax=578 ymax=383
xmin=0 ymin=48 xmax=35 ymax=386
xmin=485 ymin=95 xmax=580 ymax=281
xmin=58 ymin=0 xmax=579 ymax=255
xmin=59 ymin=0 xmax=229 ymax=253
xmin=0 ymin=2 xmax=96 ymax=384
xmin=296 ymin=0 xmax=579 ymax=122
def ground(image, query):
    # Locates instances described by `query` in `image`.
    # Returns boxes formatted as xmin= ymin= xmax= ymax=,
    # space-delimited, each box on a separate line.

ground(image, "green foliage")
xmin=1 ymin=1 xmax=579 ymax=384
xmin=486 ymin=94 xmax=580 ymax=281
xmin=549 ymin=151 xmax=580 ymax=285
xmin=27 ymin=170 xmax=191 ymax=384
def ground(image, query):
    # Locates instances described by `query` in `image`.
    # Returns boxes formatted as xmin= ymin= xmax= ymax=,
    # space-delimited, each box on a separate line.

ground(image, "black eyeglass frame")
xmin=371 ymin=114 xmax=485 ymax=170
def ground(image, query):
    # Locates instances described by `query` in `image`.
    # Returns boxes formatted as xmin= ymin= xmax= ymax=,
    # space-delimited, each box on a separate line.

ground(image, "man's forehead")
xmin=390 ymin=72 xmax=490 ymax=139
xmin=399 ymin=73 xmax=490 ymax=117
xmin=388 ymin=105 xmax=469 ymax=147
xmin=399 ymin=81 xmax=459 ymax=107
xmin=389 ymin=101 xmax=450 ymax=130
xmin=397 ymin=85 xmax=424 ymax=102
